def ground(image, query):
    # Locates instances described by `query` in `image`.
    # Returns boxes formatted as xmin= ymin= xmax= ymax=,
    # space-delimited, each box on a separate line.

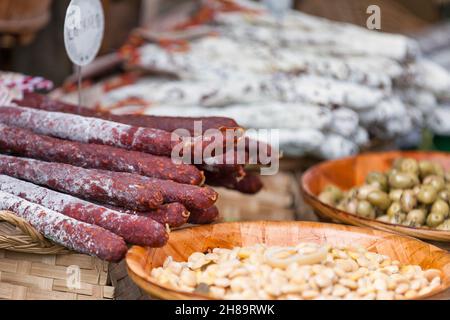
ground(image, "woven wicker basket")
xmin=0 ymin=0 xmax=52 ymax=47
xmin=0 ymin=210 xmax=114 ymax=300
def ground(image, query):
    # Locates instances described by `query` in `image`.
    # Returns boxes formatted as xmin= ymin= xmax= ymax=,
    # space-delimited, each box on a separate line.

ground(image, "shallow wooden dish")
xmin=126 ymin=221 xmax=450 ymax=300
xmin=301 ymin=151 xmax=450 ymax=242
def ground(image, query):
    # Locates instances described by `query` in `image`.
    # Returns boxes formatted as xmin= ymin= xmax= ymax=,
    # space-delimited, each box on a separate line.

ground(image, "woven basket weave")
xmin=0 ymin=210 xmax=68 ymax=255
xmin=0 ymin=210 xmax=114 ymax=300
xmin=0 ymin=0 xmax=52 ymax=47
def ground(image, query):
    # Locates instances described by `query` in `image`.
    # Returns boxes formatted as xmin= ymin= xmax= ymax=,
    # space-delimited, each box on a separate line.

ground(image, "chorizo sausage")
xmin=0 ymin=175 xmax=168 ymax=247
xmin=101 ymin=202 xmax=190 ymax=228
xmin=0 ymin=123 xmax=204 ymax=185
xmin=15 ymin=92 xmax=240 ymax=134
xmin=0 ymin=106 xmax=220 ymax=158
xmin=205 ymin=170 xmax=263 ymax=194
xmin=0 ymin=154 xmax=164 ymax=211
xmin=104 ymin=170 xmax=218 ymax=211
xmin=188 ymin=205 xmax=220 ymax=224
xmin=15 ymin=94 xmax=274 ymax=165
xmin=0 ymin=190 xmax=127 ymax=261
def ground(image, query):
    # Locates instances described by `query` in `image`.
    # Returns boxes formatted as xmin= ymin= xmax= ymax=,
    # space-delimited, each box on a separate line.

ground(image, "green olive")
xmin=445 ymin=172 xmax=450 ymax=183
xmin=419 ymin=160 xmax=435 ymax=178
xmin=423 ymin=175 xmax=445 ymax=192
xmin=387 ymin=201 xmax=402 ymax=217
xmin=376 ymin=215 xmax=390 ymax=223
xmin=337 ymin=202 xmax=346 ymax=211
xmin=389 ymin=189 xmax=403 ymax=202
xmin=367 ymin=190 xmax=391 ymax=210
xmin=436 ymin=219 xmax=450 ymax=231
xmin=356 ymin=200 xmax=376 ymax=219
xmin=400 ymin=190 xmax=417 ymax=213
xmin=323 ymin=185 xmax=344 ymax=201
xmin=398 ymin=158 xmax=419 ymax=175
xmin=357 ymin=184 xmax=379 ymax=200
xmin=392 ymin=158 xmax=404 ymax=170
xmin=346 ymin=199 xmax=358 ymax=214
xmin=438 ymin=190 xmax=450 ymax=202
xmin=406 ymin=209 xmax=427 ymax=225
xmin=417 ymin=185 xmax=438 ymax=204
xmin=431 ymin=199 xmax=450 ymax=218
xmin=318 ymin=192 xmax=336 ymax=206
xmin=433 ymin=163 xmax=445 ymax=177
xmin=390 ymin=213 xmax=406 ymax=224
xmin=388 ymin=172 xmax=417 ymax=189
xmin=365 ymin=172 xmax=388 ymax=191
xmin=347 ymin=188 xmax=358 ymax=199
xmin=426 ymin=212 xmax=445 ymax=228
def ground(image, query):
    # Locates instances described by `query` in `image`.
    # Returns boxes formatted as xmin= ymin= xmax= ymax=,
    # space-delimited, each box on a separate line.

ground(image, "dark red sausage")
xmin=0 ymin=190 xmax=127 ymax=262
xmin=234 ymin=173 xmax=264 ymax=194
xmin=188 ymin=206 xmax=220 ymax=224
xmin=102 ymin=202 xmax=190 ymax=228
xmin=108 ymin=171 xmax=218 ymax=211
xmin=14 ymin=92 xmax=104 ymax=117
xmin=205 ymin=170 xmax=263 ymax=194
xmin=0 ymin=123 xmax=204 ymax=185
xmin=14 ymin=94 xmax=275 ymax=165
xmin=0 ymin=106 xmax=221 ymax=158
xmin=15 ymin=92 xmax=241 ymax=134
xmin=0 ymin=155 xmax=164 ymax=211
xmin=0 ymin=174 xmax=168 ymax=247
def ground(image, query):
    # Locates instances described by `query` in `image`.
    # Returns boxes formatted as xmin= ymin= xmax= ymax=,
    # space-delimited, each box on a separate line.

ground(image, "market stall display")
xmin=302 ymin=151 xmax=450 ymax=241
xmin=126 ymin=221 xmax=450 ymax=300
xmin=1 ymin=0 xmax=450 ymax=302
xmin=0 ymin=74 xmax=270 ymax=263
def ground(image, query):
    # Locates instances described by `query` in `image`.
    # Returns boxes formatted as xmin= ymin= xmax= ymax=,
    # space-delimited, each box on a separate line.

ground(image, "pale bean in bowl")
xmin=126 ymin=221 xmax=450 ymax=300
xmin=149 ymin=243 xmax=442 ymax=300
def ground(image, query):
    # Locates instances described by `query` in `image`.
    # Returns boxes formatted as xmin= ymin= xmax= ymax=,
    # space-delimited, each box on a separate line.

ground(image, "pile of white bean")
xmin=150 ymin=243 xmax=442 ymax=300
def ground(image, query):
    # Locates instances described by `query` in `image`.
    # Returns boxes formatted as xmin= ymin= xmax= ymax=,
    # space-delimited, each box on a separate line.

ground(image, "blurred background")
xmin=1 ymin=0 xmax=450 ymax=83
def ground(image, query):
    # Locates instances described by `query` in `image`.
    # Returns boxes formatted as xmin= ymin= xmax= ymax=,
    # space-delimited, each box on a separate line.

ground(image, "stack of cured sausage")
xmin=0 ymin=87 xmax=268 ymax=261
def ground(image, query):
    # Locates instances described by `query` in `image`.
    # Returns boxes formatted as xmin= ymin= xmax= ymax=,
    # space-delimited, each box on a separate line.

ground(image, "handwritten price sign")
xmin=64 ymin=0 xmax=104 ymax=66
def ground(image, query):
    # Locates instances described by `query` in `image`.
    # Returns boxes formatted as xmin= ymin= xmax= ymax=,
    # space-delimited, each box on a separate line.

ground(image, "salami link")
xmin=0 ymin=155 xmax=164 ymax=211
xmin=112 ymin=174 xmax=219 ymax=211
xmin=234 ymin=173 xmax=264 ymax=194
xmin=188 ymin=205 xmax=220 ymax=224
xmin=0 ymin=124 xmax=204 ymax=185
xmin=157 ymin=180 xmax=218 ymax=210
xmin=0 ymin=175 xmax=168 ymax=247
xmin=0 ymin=106 xmax=219 ymax=158
xmin=102 ymin=203 xmax=190 ymax=228
xmin=0 ymin=190 xmax=127 ymax=261
xmin=14 ymin=94 xmax=273 ymax=164
xmin=205 ymin=170 xmax=263 ymax=194
xmin=15 ymin=92 xmax=241 ymax=134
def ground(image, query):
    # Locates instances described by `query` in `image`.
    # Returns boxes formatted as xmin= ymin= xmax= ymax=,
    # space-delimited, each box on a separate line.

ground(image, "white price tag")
xmin=64 ymin=0 xmax=104 ymax=66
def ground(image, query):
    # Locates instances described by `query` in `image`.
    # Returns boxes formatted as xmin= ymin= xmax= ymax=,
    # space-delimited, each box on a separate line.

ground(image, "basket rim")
xmin=0 ymin=210 xmax=69 ymax=255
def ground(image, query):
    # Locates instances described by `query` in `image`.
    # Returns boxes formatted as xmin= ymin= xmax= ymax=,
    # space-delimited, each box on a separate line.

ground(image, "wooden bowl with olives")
xmin=301 ymin=151 xmax=450 ymax=242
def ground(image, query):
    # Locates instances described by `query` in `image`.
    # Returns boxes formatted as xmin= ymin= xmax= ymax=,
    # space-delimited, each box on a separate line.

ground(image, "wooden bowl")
xmin=301 ymin=151 xmax=450 ymax=242
xmin=126 ymin=221 xmax=450 ymax=300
